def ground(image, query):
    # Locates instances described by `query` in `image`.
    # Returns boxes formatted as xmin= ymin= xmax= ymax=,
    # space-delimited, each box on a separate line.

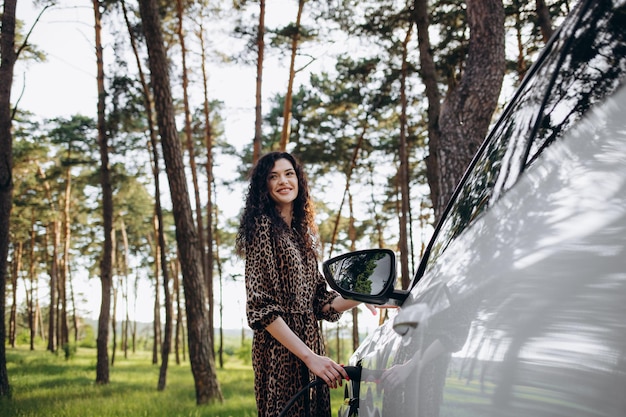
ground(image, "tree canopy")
xmin=1 ymin=0 xmax=573 ymax=402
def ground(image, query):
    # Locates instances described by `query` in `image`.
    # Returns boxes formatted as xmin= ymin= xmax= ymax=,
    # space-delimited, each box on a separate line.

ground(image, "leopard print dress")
xmin=245 ymin=215 xmax=342 ymax=417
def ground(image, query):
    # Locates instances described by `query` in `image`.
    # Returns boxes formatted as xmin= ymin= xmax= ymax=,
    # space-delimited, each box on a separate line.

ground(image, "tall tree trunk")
xmin=398 ymin=23 xmax=413 ymax=290
xmin=120 ymin=0 xmax=168 ymax=369
xmin=37 ymin=166 xmax=58 ymax=353
xmin=535 ymin=0 xmax=554 ymax=42
xmin=198 ymin=22 xmax=215 ymax=357
xmin=69 ymin=265 xmax=78 ymax=344
xmin=436 ymin=0 xmax=505 ymax=210
xmin=131 ymin=273 xmax=138 ymax=353
xmin=112 ymin=232 xmax=120 ymax=366
xmin=158 ymin=229 xmax=172 ymax=390
xmin=93 ymin=0 xmax=114 ymax=385
xmin=60 ymin=162 xmax=71 ymax=349
xmin=120 ymin=218 xmax=130 ymax=359
xmin=0 ymin=0 xmax=17 ymax=397
xmin=216 ymin=227 xmax=223 ymax=369
xmin=369 ymin=163 xmax=389 ymax=324
xmin=111 ymin=273 xmax=118 ymax=366
xmin=279 ymin=0 xmax=305 ymax=151
xmin=173 ymin=258 xmax=183 ymax=365
xmin=152 ymin=284 xmax=161 ymax=363
xmin=151 ymin=214 xmax=162 ymax=365
xmin=367 ymin=162 xmax=385 ymax=248
xmin=36 ymin=300 xmax=45 ymax=342
xmin=414 ymin=0 xmax=443 ymax=220
xmin=48 ymin=219 xmax=60 ymax=352
xmin=28 ymin=224 xmax=37 ymax=350
xmin=348 ymin=193 xmax=359 ymax=351
xmin=328 ymin=120 xmax=368 ymax=258
xmin=176 ymin=0 xmax=207 ymax=288
xmin=253 ymin=0 xmax=266 ymax=163
xmin=137 ymin=0 xmax=222 ymax=403
xmin=212 ymin=196 xmax=224 ymax=368
xmin=132 ymin=274 xmax=137 ymax=353
xmin=417 ymin=0 xmax=505 ymax=220
xmin=513 ymin=0 xmax=527 ymax=82
xmin=9 ymin=241 xmax=21 ymax=348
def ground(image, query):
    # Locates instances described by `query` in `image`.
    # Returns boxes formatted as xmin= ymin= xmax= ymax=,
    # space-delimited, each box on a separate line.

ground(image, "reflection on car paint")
xmin=334 ymin=1 xmax=626 ymax=416
xmin=426 ymin=1 xmax=626 ymax=271
xmin=348 ymin=84 xmax=626 ymax=417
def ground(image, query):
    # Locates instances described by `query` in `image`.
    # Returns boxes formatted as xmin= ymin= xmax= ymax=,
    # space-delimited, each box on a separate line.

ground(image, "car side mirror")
xmin=323 ymin=249 xmax=406 ymax=305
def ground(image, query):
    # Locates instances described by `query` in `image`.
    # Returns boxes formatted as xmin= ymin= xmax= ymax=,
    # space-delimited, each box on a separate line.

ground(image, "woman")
xmin=236 ymin=152 xmax=371 ymax=416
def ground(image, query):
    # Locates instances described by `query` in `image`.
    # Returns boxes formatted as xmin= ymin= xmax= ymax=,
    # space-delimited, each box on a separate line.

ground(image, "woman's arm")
xmin=322 ymin=296 xmax=378 ymax=315
xmin=265 ymin=317 xmax=348 ymax=388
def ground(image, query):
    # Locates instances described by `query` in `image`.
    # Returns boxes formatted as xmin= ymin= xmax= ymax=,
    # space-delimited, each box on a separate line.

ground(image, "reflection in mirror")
xmin=327 ymin=250 xmax=392 ymax=296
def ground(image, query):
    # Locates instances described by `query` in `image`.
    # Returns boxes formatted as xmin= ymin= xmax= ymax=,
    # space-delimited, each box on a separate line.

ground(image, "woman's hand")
xmin=265 ymin=318 xmax=348 ymax=388
xmin=305 ymin=354 xmax=349 ymax=389
xmin=325 ymin=297 xmax=398 ymax=315
xmin=365 ymin=303 xmax=399 ymax=314
xmin=364 ymin=304 xmax=378 ymax=315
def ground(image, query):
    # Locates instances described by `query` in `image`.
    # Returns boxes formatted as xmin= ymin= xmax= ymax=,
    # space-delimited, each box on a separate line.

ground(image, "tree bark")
xmin=120 ymin=218 xmax=130 ymax=359
xmin=328 ymin=120 xmax=369 ymax=258
xmin=0 ymin=0 xmax=17 ymax=398
xmin=173 ymin=258 xmax=183 ymax=364
xmin=213 ymin=205 xmax=224 ymax=368
xmin=28 ymin=226 xmax=36 ymax=350
xmin=413 ymin=0 xmax=443 ymax=219
xmin=93 ymin=0 xmax=114 ymax=385
xmin=48 ymin=218 xmax=60 ymax=353
xmin=198 ymin=22 xmax=215 ymax=359
xmin=176 ymin=0 xmax=207 ymax=289
xmin=111 ymin=263 xmax=118 ymax=366
xmin=60 ymin=153 xmax=71 ymax=349
xmin=152 ymin=214 xmax=162 ymax=365
xmin=254 ymin=0 xmax=266 ymax=163
xmin=348 ymin=193 xmax=360 ymax=351
xmin=417 ymin=0 xmax=505 ymax=220
xmin=513 ymin=0 xmax=527 ymax=81
xmin=436 ymin=0 xmax=505 ymax=213
xmin=535 ymin=0 xmax=554 ymax=43
xmin=9 ymin=241 xmax=20 ymax=348
xmin=398 ymin=23 xmax=413 ymax=290
xmin=69 ymin=262 xmax=79 ymax=344
xmin=120 ymin=0 xmax=168 ymax=369
xmin=137 ymin=0 xmax=222 ymax=404
xmin=157 ymin=217 xmax=172 ymax=390
xmin=279 ymin=0 xmax=305 ymax=151
xmin=37 ymin=166 xmax=58 ymax=353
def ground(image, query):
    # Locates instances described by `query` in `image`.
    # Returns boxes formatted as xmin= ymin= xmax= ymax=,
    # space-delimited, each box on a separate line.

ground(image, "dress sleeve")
xmin=313 ymin=269 xmax=342 ymax=322
xmin=245 ymin=217 xmax=284 ymax=330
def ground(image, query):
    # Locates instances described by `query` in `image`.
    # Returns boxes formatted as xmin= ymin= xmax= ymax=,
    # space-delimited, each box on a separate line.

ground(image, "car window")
xmin=526 ymin=1 xmax=626 ymax=167
xmin=421 ymin=0 xmax=626 ymax=276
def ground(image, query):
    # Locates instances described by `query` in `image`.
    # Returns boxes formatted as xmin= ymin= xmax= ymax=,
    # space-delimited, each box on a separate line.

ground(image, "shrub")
xmin=235 ymin=340 xmax=252 ymax=365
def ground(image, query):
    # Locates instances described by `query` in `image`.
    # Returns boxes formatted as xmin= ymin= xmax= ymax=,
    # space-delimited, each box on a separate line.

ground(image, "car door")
xmin=340 ymin=1 xmax=626 ymax=416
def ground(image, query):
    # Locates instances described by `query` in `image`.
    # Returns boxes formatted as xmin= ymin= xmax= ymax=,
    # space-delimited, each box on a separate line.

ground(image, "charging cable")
xmin=278 ymin=366 xmax=361 ymax=417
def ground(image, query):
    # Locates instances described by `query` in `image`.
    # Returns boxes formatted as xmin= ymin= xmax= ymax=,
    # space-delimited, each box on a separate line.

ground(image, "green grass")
xmin=1 ymin=347 xmax=346 ymax=417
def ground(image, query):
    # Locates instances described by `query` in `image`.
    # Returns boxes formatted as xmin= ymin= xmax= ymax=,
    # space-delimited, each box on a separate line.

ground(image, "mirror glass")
xmin=326 ymin=250 xmax=393 ymax=296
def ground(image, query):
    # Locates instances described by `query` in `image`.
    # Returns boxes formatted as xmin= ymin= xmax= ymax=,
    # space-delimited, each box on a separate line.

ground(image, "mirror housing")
xmin=323 ymin=249 xmax=407 ymax=305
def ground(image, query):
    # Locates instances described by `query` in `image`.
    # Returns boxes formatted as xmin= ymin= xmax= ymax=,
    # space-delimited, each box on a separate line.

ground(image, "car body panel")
xmin=343 ymin=80 xmax=626 ymax=417
xmin=334 ymin=1 xmax=626 ymax=416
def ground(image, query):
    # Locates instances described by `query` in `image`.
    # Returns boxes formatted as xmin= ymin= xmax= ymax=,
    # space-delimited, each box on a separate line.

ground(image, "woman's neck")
xmin=277 ymin=204 xmax=293 ymax=227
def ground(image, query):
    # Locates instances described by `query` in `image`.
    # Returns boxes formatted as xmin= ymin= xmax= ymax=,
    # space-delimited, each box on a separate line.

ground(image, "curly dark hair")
xmin=235 ymin=152 xmax=319 ymax=258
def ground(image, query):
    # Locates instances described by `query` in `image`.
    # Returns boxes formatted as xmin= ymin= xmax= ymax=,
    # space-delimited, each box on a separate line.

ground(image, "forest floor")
xmin=1 ymin=346 xmax=345 ymax=416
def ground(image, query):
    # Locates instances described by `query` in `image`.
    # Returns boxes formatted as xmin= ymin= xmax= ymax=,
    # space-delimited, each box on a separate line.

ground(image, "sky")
xmin=14 ymin=2 xmax=284 ymax=137
xmin=12 ymin=0 xmax=382 ymax=333
xmin=12 ymin=1 xmax=256 ymax=329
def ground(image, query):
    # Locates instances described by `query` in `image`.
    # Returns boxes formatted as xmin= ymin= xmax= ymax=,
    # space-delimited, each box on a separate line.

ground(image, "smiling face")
xmin=267 ymin=158 xmax=299 ymax=217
